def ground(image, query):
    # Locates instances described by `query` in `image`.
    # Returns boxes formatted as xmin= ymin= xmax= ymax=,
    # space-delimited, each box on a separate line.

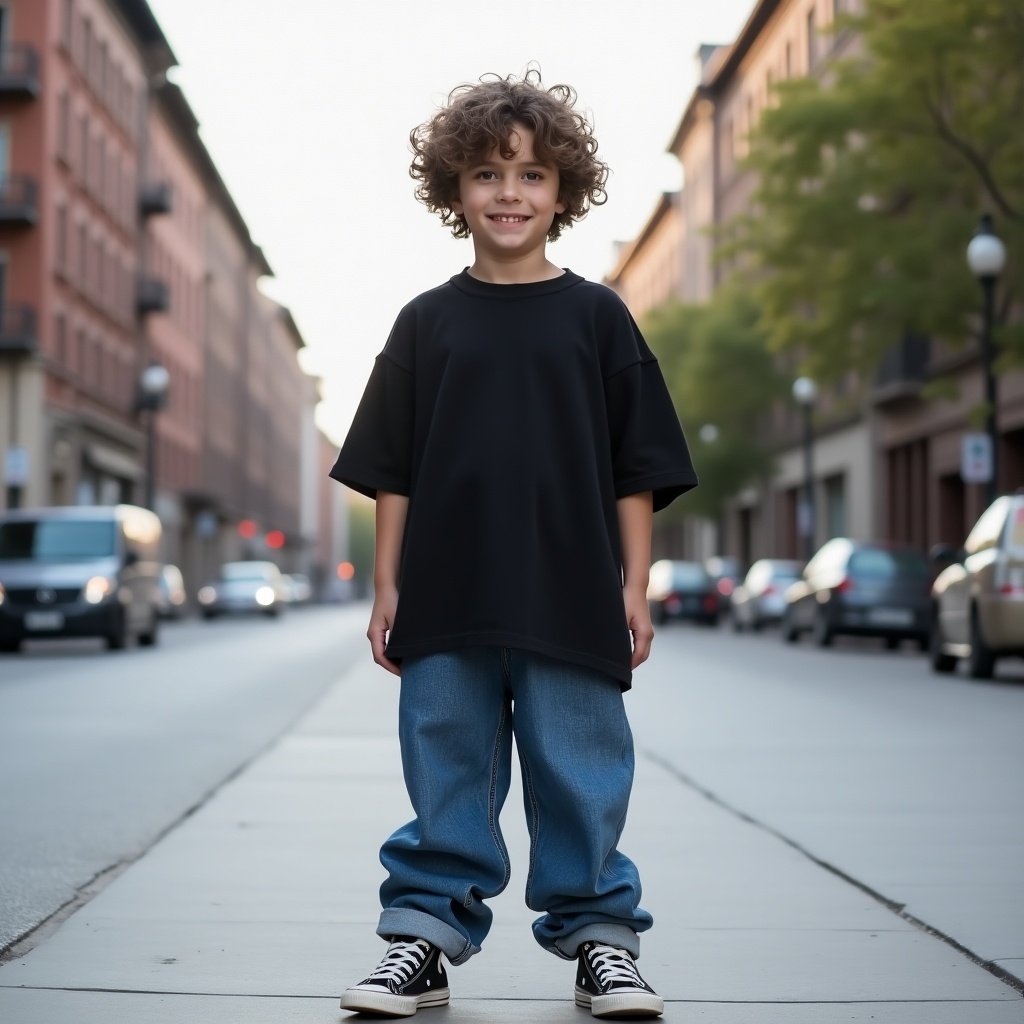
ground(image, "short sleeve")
xmin=328 ymin=309 xmax=416 ymax=499
xmin=603 ymin=308 xmax=698 ymax=513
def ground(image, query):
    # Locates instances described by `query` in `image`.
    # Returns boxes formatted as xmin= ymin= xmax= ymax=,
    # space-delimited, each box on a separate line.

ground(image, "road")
xmin=1 ymin=607 xmax=1022 ymax=989
xmin=0 ymin=603 xmax=367 ymax=953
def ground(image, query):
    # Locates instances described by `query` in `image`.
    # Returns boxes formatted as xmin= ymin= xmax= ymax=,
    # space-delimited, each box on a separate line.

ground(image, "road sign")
xmin=961 ymin=432 xmax=993 ymax=484
xmin=4 ymin=446 xmax=29 ymax=486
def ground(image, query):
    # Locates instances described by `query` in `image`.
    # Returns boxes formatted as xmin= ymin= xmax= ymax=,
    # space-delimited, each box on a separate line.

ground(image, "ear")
xmin=555 ymin=200 xmax=566 ymax=215
xmin=452 ymin=197 xmax=464 ymax=216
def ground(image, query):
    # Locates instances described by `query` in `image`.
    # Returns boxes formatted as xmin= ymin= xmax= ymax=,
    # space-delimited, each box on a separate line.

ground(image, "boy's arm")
xmin=368 ymin=490 xmax=409 ymax=675
xmin=617 ymin=491 xmax=655 ymax=669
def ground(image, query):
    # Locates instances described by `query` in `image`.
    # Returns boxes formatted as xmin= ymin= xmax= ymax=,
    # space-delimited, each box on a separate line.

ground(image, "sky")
xmin=146 ymin=0 xmax=755 ymax=444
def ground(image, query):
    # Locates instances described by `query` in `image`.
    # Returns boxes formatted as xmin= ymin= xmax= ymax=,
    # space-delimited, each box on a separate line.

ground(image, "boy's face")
xmin=453 ymin=124 xmax=565 ymax=264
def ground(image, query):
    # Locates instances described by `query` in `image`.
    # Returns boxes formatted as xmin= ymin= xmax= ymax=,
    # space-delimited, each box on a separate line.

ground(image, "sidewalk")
xmin=0 ymin=657 xmax=1020 ymax=1023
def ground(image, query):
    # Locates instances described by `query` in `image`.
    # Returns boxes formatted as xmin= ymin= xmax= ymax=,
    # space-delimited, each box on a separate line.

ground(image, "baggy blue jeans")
xmin=377 ymin=646 xmax=653 ymax=965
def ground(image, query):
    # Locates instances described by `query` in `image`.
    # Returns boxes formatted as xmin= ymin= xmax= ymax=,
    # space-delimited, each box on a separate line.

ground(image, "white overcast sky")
xmin=146 ymin=0 xmax=754 ymax=444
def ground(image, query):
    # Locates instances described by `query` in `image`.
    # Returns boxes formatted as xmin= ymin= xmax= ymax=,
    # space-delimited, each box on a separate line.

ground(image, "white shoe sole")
xmin=340 ymin=985 xmax=450 ymax=1017
xmin=575 ymin=984 xmax=664 ymax=1019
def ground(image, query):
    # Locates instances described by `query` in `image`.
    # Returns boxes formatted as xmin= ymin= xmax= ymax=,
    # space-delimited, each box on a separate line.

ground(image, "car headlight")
xmin=254 ymin=585 xmax=275 ymax=607
xmin=198 ymin=586 xmax=217 ymax=605
xmin=84 ymin=576 xmax=116 ymax=604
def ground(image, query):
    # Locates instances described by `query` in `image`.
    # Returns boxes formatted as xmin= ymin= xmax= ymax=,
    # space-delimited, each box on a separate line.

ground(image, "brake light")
xmin=998 ymin=583 xmax=1024 ymax=596
xmin=717 ymin=578 xmax=734 ymax=597
xmin=836 ymin=577 xmax=854 ymax=594
xmin=703 ymin=594 xmax=719 ymax=612
xmin=763 ymin=584 xmax=777 ymax=596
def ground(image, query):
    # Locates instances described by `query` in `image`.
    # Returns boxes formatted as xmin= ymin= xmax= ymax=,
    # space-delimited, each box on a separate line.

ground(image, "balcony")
xmin=872 ymin=334 xmax=931 ymax=408
xmin=139 ymin=182 xmax=173 ymax=217
xmin=0 ymin=45 xmax=41 ymax=99
xmin=136 ymin=275 xmax=170 ymax=315
xmin=0 ymin=175 xmax=38 ymax=226
xmin=0 ymin=304 xmax=38 ymax=355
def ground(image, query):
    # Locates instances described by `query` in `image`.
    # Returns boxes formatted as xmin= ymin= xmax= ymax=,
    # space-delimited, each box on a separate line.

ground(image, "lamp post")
xmin=137 ymin=361 xmax=170 ymax=511
xmin=965 ymin=213 xmax=1006 ymax=507
xmin=792 ymin=376 xmax=817 ymax=561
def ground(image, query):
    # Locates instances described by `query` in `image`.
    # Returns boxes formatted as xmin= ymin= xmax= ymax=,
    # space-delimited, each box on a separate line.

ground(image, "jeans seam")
xmin=468 ymin=695 xmax=511 ymax=908
xmin=519 ymin=748 xmax=541 ymax=908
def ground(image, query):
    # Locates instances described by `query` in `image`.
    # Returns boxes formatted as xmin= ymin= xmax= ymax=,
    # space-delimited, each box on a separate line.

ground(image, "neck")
xmin=467 ymin=252 xmax=564 ymax=285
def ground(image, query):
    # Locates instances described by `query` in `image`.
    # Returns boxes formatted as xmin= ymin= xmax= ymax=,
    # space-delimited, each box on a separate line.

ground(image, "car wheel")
xmin=813 ymin=608 xmax=833 ymax=648
xmin=732 ymin=616 xmax=745 ymax=633
xmin=0 ymin=637 xmax=21 ymax=654
xmin=105 ymin=610 xmax=128 ymax=650
xmin=885 ymin=636 xmax=900 ymax=651
xmin=929 ymin=614 xmax=956 ymax=674
xmin=138 ymin=608 xmax=159 ymax=647
xmin=782 ymin=609 xmax=799 ymax=643
xmin=967 ymin=610 xmax=996 ymax=680
xmin=751 ymin=617 xmax=764 ymax=633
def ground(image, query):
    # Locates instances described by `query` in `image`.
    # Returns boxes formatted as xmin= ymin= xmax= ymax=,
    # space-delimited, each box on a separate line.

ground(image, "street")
xmin=0 ymin=603 xmax=367 ymax=952
xmin=1 ymin=606 xmax=1022 ymax=1020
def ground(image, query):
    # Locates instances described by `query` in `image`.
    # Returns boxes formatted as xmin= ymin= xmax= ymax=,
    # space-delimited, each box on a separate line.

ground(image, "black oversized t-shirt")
xmin=330 ymin=270 xmax=697 ymax=688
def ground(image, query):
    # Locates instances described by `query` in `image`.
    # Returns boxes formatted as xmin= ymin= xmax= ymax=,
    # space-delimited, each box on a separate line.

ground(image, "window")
xmin=76 ymin=221 xmax=86 ymax=284
xmin=55 ymin=312 xmax=67 ymax=364
xmin=61 ymin=0 xmax=73 ymax=51
xmin=79 ymin=112 xmax=89 ymax=182
xmin=56 ymin=204 xmax=68 ymax=272
xmin=785 ymin=41 xmax=793 ymax=78
xmin=58 ymin=90 xmax=70 ymax=161
xmin=807 ymin=7 xmax=818 ymax=69
xmin=824 ymin=474 xmax=846 ymax=539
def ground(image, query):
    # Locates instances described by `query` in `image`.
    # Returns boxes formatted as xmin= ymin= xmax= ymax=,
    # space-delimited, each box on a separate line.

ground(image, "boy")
xmin=331 ymin=72 xmax=696 ymax=1020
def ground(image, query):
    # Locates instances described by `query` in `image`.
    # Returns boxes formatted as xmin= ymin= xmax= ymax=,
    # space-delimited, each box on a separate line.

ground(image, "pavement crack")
xmin=643 ymin=749 xmax=1024 ymax=998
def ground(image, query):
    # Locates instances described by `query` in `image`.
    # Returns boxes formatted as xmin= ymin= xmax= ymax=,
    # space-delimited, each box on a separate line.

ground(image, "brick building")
xmin=607 ymin=0 xmax=1023 ymax=563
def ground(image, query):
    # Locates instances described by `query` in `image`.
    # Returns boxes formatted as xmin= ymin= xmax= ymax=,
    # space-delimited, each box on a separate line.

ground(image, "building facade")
xmin=0 ymin=0 xmax=329 ymax=600
xmin=607 ymin=0 xmax=1022 ymax=563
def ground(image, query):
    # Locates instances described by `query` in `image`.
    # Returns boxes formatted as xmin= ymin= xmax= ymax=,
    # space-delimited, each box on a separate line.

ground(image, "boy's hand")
xmin=368 ymin=586 xmax=401 ymax=676
xmin=623 ymin=583 xmax=654 ymax=669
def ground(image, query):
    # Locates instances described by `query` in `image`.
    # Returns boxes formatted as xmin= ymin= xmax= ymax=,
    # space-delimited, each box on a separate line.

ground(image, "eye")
xmin=476 ymin=170 xmax=498 ymax=181
xmin=523 ymin=171 xmax=543 ymax=182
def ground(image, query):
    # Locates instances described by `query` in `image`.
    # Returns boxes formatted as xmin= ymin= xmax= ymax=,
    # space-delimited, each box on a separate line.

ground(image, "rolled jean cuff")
xmin=378 ymin=908 xmax=479 ymax=965
xmin=551 ymin=923 xmax=641 ymax=960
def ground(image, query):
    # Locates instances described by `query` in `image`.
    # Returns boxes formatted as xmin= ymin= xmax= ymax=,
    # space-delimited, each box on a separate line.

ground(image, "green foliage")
xmin=347 ymin=498 xmax=376 ymax=589
xmin=731 ymin=0 xmax=1024 ymax=383
xmin=643 ymin=288 xmax=786 ymax=519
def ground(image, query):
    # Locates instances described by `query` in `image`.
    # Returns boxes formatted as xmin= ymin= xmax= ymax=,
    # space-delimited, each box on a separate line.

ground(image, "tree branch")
xmin=923 ymin=94 xmax=1021 ymax=221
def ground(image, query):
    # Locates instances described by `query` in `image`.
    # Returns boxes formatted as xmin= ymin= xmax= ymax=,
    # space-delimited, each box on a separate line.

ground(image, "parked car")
xmin=0 ymin=504 xmax=162 ymax=652
xmin=782 ymin=538 xmax=931 ymax=649
xmin=705 ymin=555 xmax=742 ymax=613
xmin=281 ymin=572 xmax=313 ymax=605
xmin=648 ymin=559 xmax=720 ymax=626
xmin=929 ymin=492 xmax=1024 ymax=679
xmin=157 ymin=564 xmax=187 ymax=619
xmin=731 ymin=558 xmax=804 ymax=632
xmin=197 ymin=561 xmax=289 ymax=619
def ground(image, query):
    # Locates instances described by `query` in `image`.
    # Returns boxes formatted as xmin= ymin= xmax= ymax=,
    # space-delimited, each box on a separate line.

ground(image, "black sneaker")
xmin=574 ymin=941 xmax=664 ymax=1019
xmin=340 ymin=936 xmax=449 ymax=1017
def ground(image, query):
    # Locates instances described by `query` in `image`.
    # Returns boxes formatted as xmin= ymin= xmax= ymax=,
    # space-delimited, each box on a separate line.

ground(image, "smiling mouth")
xmin=488 ymin=214 xmax=531 ymax=224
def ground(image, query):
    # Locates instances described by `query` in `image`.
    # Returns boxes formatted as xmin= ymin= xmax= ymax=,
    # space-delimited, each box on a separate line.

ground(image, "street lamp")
xmin=699 ymin=423 xmax=720 ymax=444
xmin=792 ymin=376 xmax=817 ymax=561
xmin=137 ymin=361 xmax=170 ymax=511
xmin=965 ymin=213 xmax=1006 ymax=506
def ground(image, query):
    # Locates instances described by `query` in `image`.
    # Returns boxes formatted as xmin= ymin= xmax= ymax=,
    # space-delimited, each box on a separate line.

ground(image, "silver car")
xmin=732 ymin=559 xmax=803 ymax=632
xmin=197 ymin=561 xmax=289 ymax=619
xmin=930 ymin=493 xmax=1024 ymax=679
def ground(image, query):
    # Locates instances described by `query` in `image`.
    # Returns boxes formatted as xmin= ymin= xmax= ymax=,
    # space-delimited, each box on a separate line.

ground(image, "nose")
xmin=497 ymin=177 xmax=521 ymax=203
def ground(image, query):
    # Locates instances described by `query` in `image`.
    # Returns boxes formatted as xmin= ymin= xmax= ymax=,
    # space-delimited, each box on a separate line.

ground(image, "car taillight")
xmin=763 ymin=584 xmax=777 ymax=596
xmin=703 ymin=594 xmax=718 ymax=612
xmin=836 ymin=577 xmax=854 ymax=594
xmin=998 ymin=583 xmax=1024 ymax=596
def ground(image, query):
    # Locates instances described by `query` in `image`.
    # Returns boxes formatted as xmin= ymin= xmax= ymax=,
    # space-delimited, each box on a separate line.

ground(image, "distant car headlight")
xmin=0 ymin=582 xmax=5 ymax=607
xmin=84 ymin=576 xmax=116 ymax=604
xmin=254 ymin=585 xmax=275 ymax=607
xmin=198 ymin=586 xmax=218 ymax=605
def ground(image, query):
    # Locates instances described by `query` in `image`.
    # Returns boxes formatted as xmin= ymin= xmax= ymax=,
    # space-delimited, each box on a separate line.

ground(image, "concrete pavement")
xmin=1 ymin=653 xmax=1021 ymax=1023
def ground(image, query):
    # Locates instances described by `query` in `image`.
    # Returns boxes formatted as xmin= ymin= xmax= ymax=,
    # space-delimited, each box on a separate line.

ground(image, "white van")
xmin=0 ymin=504 xmax=163 ymax=653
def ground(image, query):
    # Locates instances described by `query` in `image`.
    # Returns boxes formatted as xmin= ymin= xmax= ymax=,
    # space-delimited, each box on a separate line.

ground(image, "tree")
xmin=729 ymin=0 xmax=1023 ymax=384
xmin=642 ymin=287 xmax=786 ymax=521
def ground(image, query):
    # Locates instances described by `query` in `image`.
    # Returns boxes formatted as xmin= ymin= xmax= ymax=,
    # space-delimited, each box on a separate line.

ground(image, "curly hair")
xmin=409 ymin=70 xmax=609 ymax=242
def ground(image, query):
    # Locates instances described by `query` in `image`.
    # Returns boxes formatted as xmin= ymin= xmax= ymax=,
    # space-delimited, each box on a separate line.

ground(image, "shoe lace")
xmin=588 ymin=944 xmax=644 ymax=987
xmin=367 ymin=938 xmax=430 ymax=985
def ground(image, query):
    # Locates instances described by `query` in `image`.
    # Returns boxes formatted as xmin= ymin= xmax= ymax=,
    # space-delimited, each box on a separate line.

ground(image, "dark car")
xmin=782 ymin=538 xmax=931 ymax=649
xmin=647 ymin=559 xmax=720 ymax=626
xmin=731 ymin=558 xmax=804 ymax=632
xmin=0 ymin=504 xmax=162 ymax=652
